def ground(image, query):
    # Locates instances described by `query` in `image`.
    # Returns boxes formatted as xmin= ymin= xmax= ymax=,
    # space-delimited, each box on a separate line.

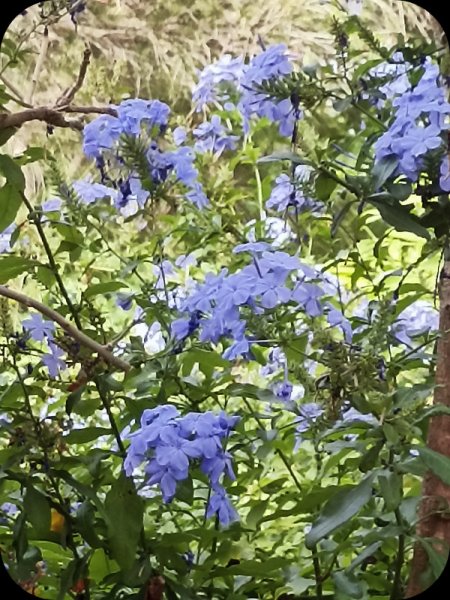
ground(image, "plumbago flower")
xmin=41 ymin=341 xmax=67 ymax=378
xmin=266 ymin=166 xmax=323 ymax=215
xmin=22 ymin=314 xmax=55 ymax=342
xmin=78 ymin=98 xmax=210 ymax=212
xmin=374 ymin=58 xmax=450 ymax=187
xmin=170 ymin=245 xmax=353 ymax=360
xmin=192 ymin=44 xmax=299 ymax=137
xmin=124 ymin=405 xmax=240 ymax=525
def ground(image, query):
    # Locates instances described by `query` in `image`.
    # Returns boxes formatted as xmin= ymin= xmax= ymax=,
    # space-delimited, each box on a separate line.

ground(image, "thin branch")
xmin=0 ymin=75 xmax=34 ymax=108
xmin=0 ymin=285 xmax=131 ymax=372
xmin=55 ymin=46 xmax=92 ymax=107
xmin=60 ymin=105 xmax=118 ymax=116
xmin=27 ymin=26 xmax=50 ymax=105
xmin=21 ymin=192 xmax=83 ymax=329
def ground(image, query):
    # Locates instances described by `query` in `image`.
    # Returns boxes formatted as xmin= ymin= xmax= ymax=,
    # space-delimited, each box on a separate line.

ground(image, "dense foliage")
xmin=0 ymin=2 xmax=449 ymax=599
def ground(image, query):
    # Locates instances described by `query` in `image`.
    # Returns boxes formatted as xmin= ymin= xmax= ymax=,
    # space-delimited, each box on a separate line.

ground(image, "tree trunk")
xmin=405 ymin=260 xmax=450 ymax=597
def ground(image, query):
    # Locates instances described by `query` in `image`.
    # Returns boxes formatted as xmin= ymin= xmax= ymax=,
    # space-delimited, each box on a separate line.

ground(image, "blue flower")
xmin=168 ymin=146 xmax=198 ymax=187
xmin=374 ymin=59 xmax=450 ymax=183
xmin=193 ymin=115 xmax=239 ymax=156
xmin=293 ymin=403 xmax=324 ymax=450
xmin=72 ymin=180 xmax=118 ymax=205
xmin=83 ymin=113 xmax=122 ymax=158
xmin=41 ymin=341 xmax=67 ymax=378
xmin=192 ymin=53 xmax=245 ymax=111
xmin=292 ymin=282 xmax=324 ymax=317
xmin=0 ymin=224 xmax=15 ymax=253
xmin=233 ymin=241 xmax=272 ymax=254
xmin=274 ymin=380 xmax=293 ymax=402
xmin=145 ymin=460 xmax=188 ymax=503
xmin=146 ymin=142 xmax=173 ymax=185
xmin=173 ymin=126 xmax=187 ymax=146
xmin=326 ymin=306 xmax=353 ymax=343
xmin=206 ymin=485 xmax=239 ymax=526
xmin=185 ymin=183 xmax=209 ymax=209
xmin=116 ymin=293 xmax=133 ymax=311
xmin=266 ymin=168 xmax=322 ymax=214
xmin=117 ymin=99 xmax=170 ymax=135
xmin=22 ymin=314 xmax=55 ymax=342
xmin=41 ymin=198 xmax=62 ymax=212
xmin=440 ymin=156 xmax=450 ymax=192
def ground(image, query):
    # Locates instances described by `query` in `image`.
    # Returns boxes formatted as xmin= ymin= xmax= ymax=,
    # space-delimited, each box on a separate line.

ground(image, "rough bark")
xmin=405 ymin=260 xmax=450 ymax=597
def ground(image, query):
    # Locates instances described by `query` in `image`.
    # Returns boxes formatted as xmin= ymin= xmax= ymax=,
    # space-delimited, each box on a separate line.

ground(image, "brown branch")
xmin=60 ymin=105 xmax=118 ymax=116
xmin=0 ymin=285 xmax=131 ymax=373
xmin=0 ymin=107 xmax=83 ymax=131
xmin=55 ymin=46 xmax=92 ymax=108
xmin=0 ymin=105 xmax=118 ymax=133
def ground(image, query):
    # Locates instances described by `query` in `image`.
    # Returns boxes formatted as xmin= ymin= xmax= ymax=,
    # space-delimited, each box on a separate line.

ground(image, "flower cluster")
xmin=170 ymin=246 xmax=352 ymax=360
xmin=124 ymin=405 xmax=240 ymax=526
xmin=193 ymin=115 xmax=239 ymax=156
xmin=193 ymin=44 xmax=300 ymax=137
xmin=192 ymin=53 xmax=245 ymax=111
xmin=374 ymin=59 xmax=450 ymax=188
xmin=266 ymin=165 xmax=322 ymax=215
xmin=80 ymin=99 xmax=210 ymax=211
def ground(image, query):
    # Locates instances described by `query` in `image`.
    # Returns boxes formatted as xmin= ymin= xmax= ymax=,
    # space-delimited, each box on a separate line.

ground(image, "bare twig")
xmin=0 ymin=285 xmax=131 ymax=372
xmin=55 ymin=46 xmax=92 ymax=107
xmin=60 ymin=105 xmax=118 ymax=116
xmin=27 ymin=26 xmax=50 ymax=105
xmin=0 ymin=75 xmax=34 ymax=109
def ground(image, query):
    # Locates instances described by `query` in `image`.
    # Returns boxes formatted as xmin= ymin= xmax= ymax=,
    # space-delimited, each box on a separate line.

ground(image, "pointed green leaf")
xmin=418 ymin=447 xmax=450 ymax=485
xmin=23 ymin=484 xmax=51 ymax=536
xmin=305 ymin=475 xmax=374 ymax=548
xmin=104 ymin=472 xmax=144 ymax=571
xmin=0 ymin=183 xmax=23 ymax=232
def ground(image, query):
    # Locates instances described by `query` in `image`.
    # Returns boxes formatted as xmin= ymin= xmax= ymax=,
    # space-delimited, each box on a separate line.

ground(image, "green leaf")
xmin=257 ymin=151 xmax=313 ymax=165
xmin=367 ymin=197 xmax=430 ymax=240
xmin=0 ymin=255 xmax=37 ymax=282
xmin=57 ymin=558 xmax=79 ymax=600
xmin=75 ymin=502 xmax=104 ymax=549
xmin=332 ymin=570 xmax=364 ymax=598
xmin=331 ymin=201 xmax=356 ymax=237
xmin=378 ymin=471 xmax=402 ymax=512
xmin=23 ymin=484 xmax=51 ymax=536
xmin=371 ymin=156 xmax=399 ymax=189
xmin=333 ymin=97 xmax=353 ymax=112
xmin=422 ymin=539 xmax=448 ymax=580
xmin=0 ymin=183 xmax=23 ymax=232
xmin=315 ymin=173 xmax=338 ymax=202
xmin=0 ymin=127 xmax=19 ymax=147
xmin=89 ymin=548 xmax=120 ymax=584
xmin=357 ymin=441 xmax=384 ymax=472
xmin=84 ymin=281 xmax=129 ymax=298
xmin=246 ymin=500 xmax=269 ymax=530
xmin=65 ymin=385 xmax=86 ymax=416
xmin=211 ymin=557 xmax=287 ymax=577
xmin=0 ymin=155 xmax=25 ymax=190
xmin=346 ymin=541 xmax=382 ymax=572
xmin=104 ymin=472 xmax=144 ymax=571
xmin=174 ymin=476 xmax=194 ymax=504
xmin=64 ymin=427 xmax=112 ymax=444
xmin=417 ymin=447 xmax=450 ymax=485
xmin=305 ymin=475 xmax=374 ymax=548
